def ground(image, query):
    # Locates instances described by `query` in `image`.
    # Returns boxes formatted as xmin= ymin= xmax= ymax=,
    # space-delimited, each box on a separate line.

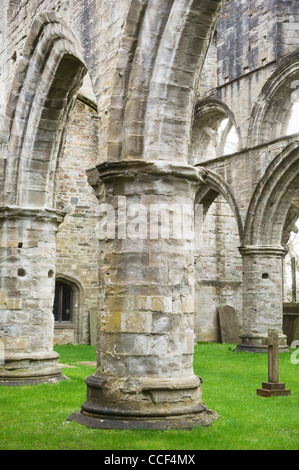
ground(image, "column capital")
xmin=238 ymin=245 xmax=287 ymax=257
xmin=0 ymin=205 xmax=65 ymax=226
xmin=86 ymin=160 xmax=207 ymax=193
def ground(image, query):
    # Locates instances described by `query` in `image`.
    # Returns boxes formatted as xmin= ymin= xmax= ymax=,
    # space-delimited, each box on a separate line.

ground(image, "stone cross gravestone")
xmin=257 ymin=329 xmax=291 ymax=397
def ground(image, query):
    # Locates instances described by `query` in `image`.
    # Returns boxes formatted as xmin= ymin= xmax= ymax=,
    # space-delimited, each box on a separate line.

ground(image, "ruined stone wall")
xmin=54 ymin=98 xmax=100 ymax=345
xmin=194 ymin=134 xmax=299 ymax=343
xmin=2 ymin=0 xmax=298 ymax=427
xmin=0 ymin=0 xmax=131 ymax=345
xmin=0 ymin=0 xmax=65 ymax=124
xmin=201 ymin=135 xmax=299 ymax=221
xmin=217 ymin=0 xmax=280 ymax=85
xmin=2 ymin=0 xmax=296 ymax=350
xmin=193 ymin=0 xmax=299 ymax=345
xmin=194 ymin=0 xmax=299 ymax=227
xmin=198 ymin=0 xmax=299 ymax=147
xmin=198 ymin=33 xmax=217 ymax=99
xmin=194 ymin=196 xmax=242 ymax=342
xmin=0 ymin=0 xmax=132 ymax=163
xmin=275 ymin=0 xmax=299 ymax=57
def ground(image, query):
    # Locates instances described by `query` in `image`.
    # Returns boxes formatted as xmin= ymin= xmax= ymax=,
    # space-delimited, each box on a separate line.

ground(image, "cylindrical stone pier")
xmin=0 ymin=207 xmax=66 ymax=385
xmin=236 ymin=246 xmax=289 ymax=353
xmin=69 ymin=160 xmax=218 ymax=429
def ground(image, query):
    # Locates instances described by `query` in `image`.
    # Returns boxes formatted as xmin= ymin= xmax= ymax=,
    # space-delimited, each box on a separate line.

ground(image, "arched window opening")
xmin=192 ymin=106 xmax=240 ymax=164
xmin=223 ymin=122 xmax=239 ymax=156
xmin=53 ymin=281 xmax=74 ymax=324
xmin=249 ymin=65 xmax=299 ymax=145
xmin=77 ymin=74 xmax=98 ymax=112
xmin=286 ymin=96 xmax=299 ymax=136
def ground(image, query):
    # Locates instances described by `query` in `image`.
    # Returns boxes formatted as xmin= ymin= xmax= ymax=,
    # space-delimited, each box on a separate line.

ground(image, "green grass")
xmin=0 ymin=343 xmax=298 ymax=450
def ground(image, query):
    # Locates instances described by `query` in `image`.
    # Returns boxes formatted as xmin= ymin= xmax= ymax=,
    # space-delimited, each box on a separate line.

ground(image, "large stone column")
xmin=69 ymin=160 xmax=218 ymax=430
xmin=0 ymin=207 xmax=66 ymax=385
xmin=236 ymin=246 xmax=289 ymax=352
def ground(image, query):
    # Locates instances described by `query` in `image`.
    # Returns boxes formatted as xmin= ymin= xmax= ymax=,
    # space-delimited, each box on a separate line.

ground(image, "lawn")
xmin=0 ymin=343 xmax=298 ymax=450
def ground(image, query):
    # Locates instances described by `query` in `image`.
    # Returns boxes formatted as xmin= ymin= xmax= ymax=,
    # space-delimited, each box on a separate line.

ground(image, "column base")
xmin=235 ymin=334 xmax=289 ymax=353
xmin=68 ymin=373 xmax=219 ymax=430
xmin=0 ymin=373 xmax=66 ymax=387
xmin=68 ymin=407 xmax=219 ymax=430
xmin=0 ymin=351 xmax=66 ymax=386
xmin=257 ymin=382 xmax=291 ymax=397
xmin=235 ymin=344 xmax=289 ymax=353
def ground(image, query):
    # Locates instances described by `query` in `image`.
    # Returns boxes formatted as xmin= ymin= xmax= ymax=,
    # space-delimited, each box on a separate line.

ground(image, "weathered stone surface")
xmin=72 ymin=160 xmax=216 ymax=428
xmin=1 ymin=0 xmax=299 ymax=429
xmin=0 ymin=208 xmax=66 ymax=385
xmin=236 ymin=247 xmax=289 ymax=352
xmin=54 ymin=98 xmax=100 ymax=346
xmin=218 ymin=305 xmax=241 ymax=344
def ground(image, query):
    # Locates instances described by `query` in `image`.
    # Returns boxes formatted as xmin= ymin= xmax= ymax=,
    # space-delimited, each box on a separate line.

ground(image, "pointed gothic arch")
xmin=144 ymin=0 xmax=223 ymax=163
xmin=191 ymin=98 xmax=240 ymax=164
xmin=3 ymin=12 xmax=88 ymax=209
xmin=107 ymin=0 xmax=224 ymax=163
xmin=195 ymin=168 xmax=244 ymax=243
xmin=248 ymin=51 xmax=299 ymax=147
xmin=244 ymin=140 xmax=299 ymax=247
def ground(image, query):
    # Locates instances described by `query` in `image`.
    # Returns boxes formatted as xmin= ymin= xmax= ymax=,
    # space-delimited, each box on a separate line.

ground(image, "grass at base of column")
xmin=0 ymin=343 xmax=297 ymax=450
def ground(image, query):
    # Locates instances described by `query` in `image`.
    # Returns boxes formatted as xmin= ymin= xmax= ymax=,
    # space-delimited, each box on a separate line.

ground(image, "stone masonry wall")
xmin=193 ymin=0 xmax=299 ymax=346
xmin=55 ymin=97 xmax=100 ymax=344
xmin=200 ymin=135 xmax=299 ymax=223
xmin=198 ymin=33 xmax=217 ymax=99
xmin=198 ymin=0 xmax=299 ymax=147
xmin=1 ymin=0 xmax=298 ymax=363
xmin=0 ymin=0 xmax=133 ymax=167
xmin=194 ymin=195 xmax=242 ymax=342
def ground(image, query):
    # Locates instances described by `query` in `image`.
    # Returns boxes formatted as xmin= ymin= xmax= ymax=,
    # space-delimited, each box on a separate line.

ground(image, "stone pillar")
xmin=236 ymin=246 xmax=289 ymax=352
xmin=0 ymin=207 xmax=66 ymax=385
xmin=69 ymin=161 xmax=218 ymax=430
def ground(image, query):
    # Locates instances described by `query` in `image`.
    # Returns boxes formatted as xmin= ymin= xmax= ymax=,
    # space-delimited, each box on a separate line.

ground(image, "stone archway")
xmin=3 ymin=13 xmax=87 ymax=207
xmin=0 ymin=13 xmax=89 ymax=385
xmin=191 ymin=99 xmax=241 ymax=164
xmin=195 ymin=169 xmax=244 ymax=241
xmin=107 ymin=0 xmax=224 ymax=164
xmin=248 ymin=51 xmax=299 ymax=147
xmin=237 ymin=141 xmax=299 ymax=352
xmin=194 ymin=170 xmax=243 ymax=343
xmin=69 ymin=0 xmax=224 ymax=430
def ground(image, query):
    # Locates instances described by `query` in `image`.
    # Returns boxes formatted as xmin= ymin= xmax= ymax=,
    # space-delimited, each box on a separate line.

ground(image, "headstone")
xmin=218 ymin=305 xmax=240 ymax=343
xmin=257 ymin=329 xmax=291 ymax=397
